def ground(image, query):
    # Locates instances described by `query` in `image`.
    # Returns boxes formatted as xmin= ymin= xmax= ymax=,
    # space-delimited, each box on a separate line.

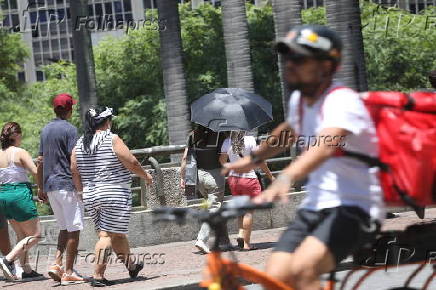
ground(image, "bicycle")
xmin=153 ymin=199 xmax=436 ymax=290
xmin=153 ymin=198 xmax=292 ymax=290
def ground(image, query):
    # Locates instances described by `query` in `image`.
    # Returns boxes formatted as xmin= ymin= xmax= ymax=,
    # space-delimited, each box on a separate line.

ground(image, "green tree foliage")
xmin=302 ymin=2 xmax=436 ymax=90
xmin=362 ymin=3 xmax=436 ymax=90
xmin=94 ymin=14 xmax=163 ymax=109
xmin=0 ymin=30 xmax=28 ymax=93
xmin=180 ymin=3 xmax=227 ymax=103
xmin=2 ymin=1 xmax=435 ymax=157
xmin=0 ymin=62 xmax=80 ymax=155
xmin=114 ymin=95 xmax=168 ymax=149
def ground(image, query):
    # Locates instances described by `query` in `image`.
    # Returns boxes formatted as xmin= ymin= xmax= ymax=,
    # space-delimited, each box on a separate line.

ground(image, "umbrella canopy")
xmin=190 ymin=88 xmax=273 ymax=132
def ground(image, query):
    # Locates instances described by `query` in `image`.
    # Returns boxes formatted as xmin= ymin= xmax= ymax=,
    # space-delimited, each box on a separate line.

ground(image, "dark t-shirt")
xmin=39 ymin=118 xmax=78 ymax=192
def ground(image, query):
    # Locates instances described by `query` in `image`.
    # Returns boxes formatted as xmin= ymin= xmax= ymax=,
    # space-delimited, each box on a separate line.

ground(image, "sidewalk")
xmin=0 ymin=227 xmax=284 ymax=290
xmin=1 ymin=208 xmax=435 ymax=289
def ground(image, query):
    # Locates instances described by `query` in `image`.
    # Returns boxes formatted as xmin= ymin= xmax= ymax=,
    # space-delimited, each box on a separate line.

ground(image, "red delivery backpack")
xmin=335 ymin=91 xmax=436 ymax=218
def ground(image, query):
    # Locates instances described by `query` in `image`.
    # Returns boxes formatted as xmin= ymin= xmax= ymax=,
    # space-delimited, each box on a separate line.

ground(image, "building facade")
xmin=1 ymin=0 xmax=150 ymax=82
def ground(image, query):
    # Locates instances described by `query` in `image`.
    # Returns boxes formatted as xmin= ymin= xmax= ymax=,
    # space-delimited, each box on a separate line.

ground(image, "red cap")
xmin=52 ymin=93 xmax=77 ymax=110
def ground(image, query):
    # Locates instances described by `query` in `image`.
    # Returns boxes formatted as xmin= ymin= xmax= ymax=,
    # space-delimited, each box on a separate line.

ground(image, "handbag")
xmin=185 ymin=147 xmax=198 ymax=186
xmin=238 ymin=153 xmax=264 ymax=190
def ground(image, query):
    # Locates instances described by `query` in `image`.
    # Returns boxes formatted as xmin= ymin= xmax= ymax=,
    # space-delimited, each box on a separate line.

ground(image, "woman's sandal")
xmin=90 ymin=278 xmax=115 ymax=287
xmin=239 ymin=246 xmax=259 ymax=252
xmin=236 ymin=237 xmax=244 ymax=249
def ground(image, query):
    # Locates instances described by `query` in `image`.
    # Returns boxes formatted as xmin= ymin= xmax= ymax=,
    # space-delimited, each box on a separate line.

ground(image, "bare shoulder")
xmin=16 ymin=147 xmax=30 ymax=157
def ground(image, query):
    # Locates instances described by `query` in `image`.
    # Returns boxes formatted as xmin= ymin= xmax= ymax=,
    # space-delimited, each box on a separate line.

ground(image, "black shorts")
xmin=274 ymin=206 xmax=380 ymax=265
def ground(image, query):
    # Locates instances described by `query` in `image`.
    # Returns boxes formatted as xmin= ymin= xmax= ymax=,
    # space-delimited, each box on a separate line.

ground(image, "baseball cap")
xmin=275 ymin=25 xmax=342 ymax=62
xmin=52 ymin=93 xmax=77 ymax=110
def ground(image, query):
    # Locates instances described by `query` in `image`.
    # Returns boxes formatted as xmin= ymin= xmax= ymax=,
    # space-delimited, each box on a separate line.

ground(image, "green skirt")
xmin=0 ymin=183 xmax=38 ymax=222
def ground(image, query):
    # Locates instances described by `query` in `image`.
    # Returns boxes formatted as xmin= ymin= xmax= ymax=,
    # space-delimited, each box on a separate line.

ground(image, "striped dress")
xmin=75 ymin=130 xmax=132 ymax=234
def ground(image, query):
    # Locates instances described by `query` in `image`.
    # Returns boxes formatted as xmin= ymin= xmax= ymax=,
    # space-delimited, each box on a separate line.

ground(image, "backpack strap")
xmin=334 ymin=148 xmax=389 ymax=171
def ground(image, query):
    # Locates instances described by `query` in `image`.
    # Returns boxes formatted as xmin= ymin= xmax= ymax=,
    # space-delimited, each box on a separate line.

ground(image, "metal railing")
xmin=129 ymin=142 xmax=295 ymax=208
xmin=30 ymin=141 xmax=296 ymax=209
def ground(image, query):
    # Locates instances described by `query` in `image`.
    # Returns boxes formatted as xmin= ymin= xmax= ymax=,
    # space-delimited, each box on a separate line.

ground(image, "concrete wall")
xmin=10 ymin=192 xmax=306 ymax=257
xmin=145 ymin=167 xmax=188 ymax=209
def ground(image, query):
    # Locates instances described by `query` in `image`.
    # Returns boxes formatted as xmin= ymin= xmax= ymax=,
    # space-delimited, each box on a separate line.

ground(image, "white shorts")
xmin=47 ymin=190 xmax=84 ymax=232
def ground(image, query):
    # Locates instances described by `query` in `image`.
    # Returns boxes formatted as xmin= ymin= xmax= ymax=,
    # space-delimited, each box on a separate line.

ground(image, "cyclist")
xmin=223 ymin=25 xmax=384 ymax=290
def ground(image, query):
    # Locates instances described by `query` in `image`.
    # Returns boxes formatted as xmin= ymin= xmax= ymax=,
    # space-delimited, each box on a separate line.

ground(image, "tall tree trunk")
xmin=221 ymin=0 xmax=254 ymax=92
xmin=325 ymin=0 xmax=368 ymax=91
xmin=156 ymin=0 xmax=190 ymax=156
xmin=70 ymin=0 xmax=98 ymax=121
xmin=271 ymin=0 xmax=302 ymax=119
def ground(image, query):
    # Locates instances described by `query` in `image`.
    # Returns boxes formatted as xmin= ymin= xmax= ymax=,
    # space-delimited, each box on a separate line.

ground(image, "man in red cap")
xmin=36 ymin=93 xmax=85 ymax=285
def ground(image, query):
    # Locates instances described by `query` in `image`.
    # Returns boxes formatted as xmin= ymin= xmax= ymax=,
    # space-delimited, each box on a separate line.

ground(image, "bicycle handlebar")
xmin=152 ymin=199 xmax=274 ymax=225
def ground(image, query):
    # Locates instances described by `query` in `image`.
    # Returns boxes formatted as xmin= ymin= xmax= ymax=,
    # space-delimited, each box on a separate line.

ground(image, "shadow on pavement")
xmin=252 ymin=241 xmax=276 ymax=250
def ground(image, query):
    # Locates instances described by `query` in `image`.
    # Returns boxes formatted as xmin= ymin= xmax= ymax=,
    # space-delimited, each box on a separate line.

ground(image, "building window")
xmin=114 ymin=1 xmax=122 ymax=13
xmin=123 ymin=0 xmax=132 ymax=12
xmin=11 ymin=14 xmax=19 ymax=27
xmin=88 ymin=4 xmax=94 ymax=17
xmin=95 ymin=3 xmax=103 ymax=16
xmin=38 ymin=10 xmax=47 ymax=23
xmin=104 ymin=2 xmax=113 ymax=15
xmin=143 ymin=0 xmax=157 ymax=9
xmin=30 ymin=11 xmax=38 ymax=24
xmin=36 ymin=71 xmax=45 ymax=81
xmin=18 ymin=72 xmax=26 ymax=82
xmin=2 ymin=16 xmax=10 ymax=27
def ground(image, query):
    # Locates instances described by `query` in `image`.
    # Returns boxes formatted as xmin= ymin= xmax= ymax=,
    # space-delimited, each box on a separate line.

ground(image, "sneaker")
xmin=0 ymin=258 xmax=17 ymax=281
xmin=90 ymin=278 xmax=115 ymax=287
xmin=128 ymin=262 xmax=144 ymax=279
xmin=195 ymin=240 xmax=210 ymax=254
xmin=21 ymin=270 xmax=44 ymax=281
xmin=60 ymin=272 xmax=85 ymax=285
xmin=48 ymin=264 xmax=64 ymax=282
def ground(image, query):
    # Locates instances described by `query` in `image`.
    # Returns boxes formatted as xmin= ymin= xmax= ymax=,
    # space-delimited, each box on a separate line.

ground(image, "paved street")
xmin=2 ymin=209 xmax=436 ymax=289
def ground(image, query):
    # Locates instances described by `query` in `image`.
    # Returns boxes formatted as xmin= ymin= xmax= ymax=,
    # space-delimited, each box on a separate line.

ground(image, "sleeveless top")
xmin=75 ymin=130 xmax=132 ymax=186
xmin=0 ymin=147 xmax=29 ymax=184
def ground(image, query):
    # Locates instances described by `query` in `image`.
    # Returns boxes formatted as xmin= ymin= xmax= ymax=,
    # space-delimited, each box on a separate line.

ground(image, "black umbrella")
xmin=190 ymin=88 xmax=273 ymax=132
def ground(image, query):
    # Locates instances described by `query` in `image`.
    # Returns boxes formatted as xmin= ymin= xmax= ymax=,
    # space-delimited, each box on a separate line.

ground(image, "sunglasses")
xmin=283 ymin=53 xmax=311 ymax=64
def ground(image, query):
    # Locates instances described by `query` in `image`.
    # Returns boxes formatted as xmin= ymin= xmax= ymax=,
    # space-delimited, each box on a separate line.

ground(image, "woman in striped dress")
xmin=71 ymin=106 xmax=153 ymax=286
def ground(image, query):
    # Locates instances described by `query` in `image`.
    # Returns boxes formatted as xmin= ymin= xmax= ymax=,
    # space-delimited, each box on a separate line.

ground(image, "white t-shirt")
xmin=221 ymin=136 xmax=258 ymax=178
xmin=287 ymin=83 xmax=385 ymax=221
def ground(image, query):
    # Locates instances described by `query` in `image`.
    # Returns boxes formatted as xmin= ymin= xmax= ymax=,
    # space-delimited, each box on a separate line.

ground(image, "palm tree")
xmin=156 ymin=0 xmax=190 ymax=153
xmin=221 ymin=0 xmax=254 ymax=92
xmin=70 ymin=0 xmax=98 ymax=121
xmin=325 ymin=0 xmax=368 ymax=91
xmin=271 ymin=0 xmax=302 ymax=119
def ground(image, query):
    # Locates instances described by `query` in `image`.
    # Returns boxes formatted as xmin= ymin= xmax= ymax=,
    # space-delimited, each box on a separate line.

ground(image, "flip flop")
xmin=236 ymin=237 xmax=244 ymax=249
xmin=239 ymin=246 xmax=259 ymax=252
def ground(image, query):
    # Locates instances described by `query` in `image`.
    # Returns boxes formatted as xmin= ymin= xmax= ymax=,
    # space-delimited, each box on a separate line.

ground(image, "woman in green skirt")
xmin=0 ymin=122 xmax=42 ymax=280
